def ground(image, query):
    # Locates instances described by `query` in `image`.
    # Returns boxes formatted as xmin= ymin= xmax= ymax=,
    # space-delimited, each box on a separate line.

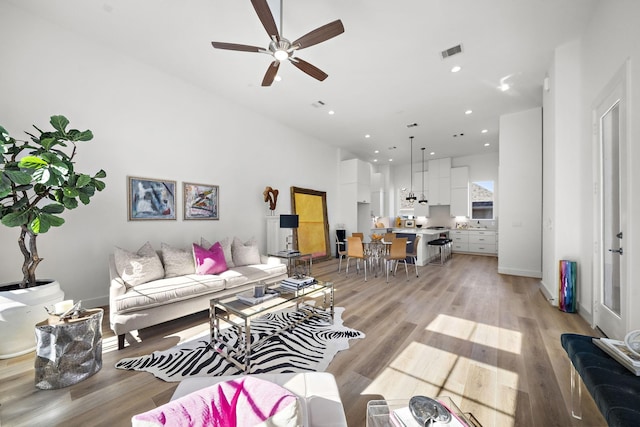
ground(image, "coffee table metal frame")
xmin=209 ymin=280 xmax=334 ymax=373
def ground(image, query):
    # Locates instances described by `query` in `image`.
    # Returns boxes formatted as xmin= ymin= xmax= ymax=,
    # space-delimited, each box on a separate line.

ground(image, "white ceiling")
xmin=8 ymin=0 xmax=598 ymax=166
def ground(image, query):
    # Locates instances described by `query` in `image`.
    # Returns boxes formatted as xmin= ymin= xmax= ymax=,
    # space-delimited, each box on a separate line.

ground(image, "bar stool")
xmin=427 ymin=238 xmax=452 ymax=265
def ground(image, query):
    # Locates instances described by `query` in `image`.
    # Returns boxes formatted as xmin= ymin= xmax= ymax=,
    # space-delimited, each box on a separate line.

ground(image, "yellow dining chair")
xmin=383 ymin=233 xmax=395 ymax=243
xmin=352 ymin=232 xmax=364 ymax=241
xmin=406 ymin=235 xmax=420 ymax=277
xmin=384 ymin=237 xmax=408 ymax=283
xmin=345 ymin=236 xmax=367 ymax=281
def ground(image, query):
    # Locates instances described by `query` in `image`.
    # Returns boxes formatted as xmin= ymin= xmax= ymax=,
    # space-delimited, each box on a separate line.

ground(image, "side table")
xmin=34 ymin=308 xmax=103 ymax=390
xmin=268 ymin=251 xmax=313 ymax=276
xmin=366 ymin=397 xmax=482 ymax=427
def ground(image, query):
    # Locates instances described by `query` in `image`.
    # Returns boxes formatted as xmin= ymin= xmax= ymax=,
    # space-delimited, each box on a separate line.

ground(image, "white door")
xmin=593 ymin=66 xmax=627 ymax=339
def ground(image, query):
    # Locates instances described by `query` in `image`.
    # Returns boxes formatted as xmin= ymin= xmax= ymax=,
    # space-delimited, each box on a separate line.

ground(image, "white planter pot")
xmin=0 ymin=280 xmax=64 ymax=359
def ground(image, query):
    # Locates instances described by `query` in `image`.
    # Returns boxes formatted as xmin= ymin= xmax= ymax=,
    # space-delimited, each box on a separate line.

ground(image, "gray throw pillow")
xmin=161 ymin=242 xmax=195 ymax=277
xmin=114 ymin=241 xmax=164 ymax=287
xmin=232 ymin=236 xmax=261 ymax=266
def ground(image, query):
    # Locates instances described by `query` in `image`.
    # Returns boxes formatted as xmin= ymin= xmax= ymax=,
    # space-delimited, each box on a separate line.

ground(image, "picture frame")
xmin=404 ymin=219 xmax=415 ymax=228
xmin=127 ymin=176 xmax=176 ymax=220
xmin=290 ymin=186 xmax=331 ymax=261
xmin=183 ymin=182 xmax=219 ymax=220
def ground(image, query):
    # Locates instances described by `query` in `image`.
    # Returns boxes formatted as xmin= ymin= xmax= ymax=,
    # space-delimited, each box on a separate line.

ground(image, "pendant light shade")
xmin=406 ymin=136 xmax=417 ymax=202
xmin=419 ymin=147 xmax=428 ymax=205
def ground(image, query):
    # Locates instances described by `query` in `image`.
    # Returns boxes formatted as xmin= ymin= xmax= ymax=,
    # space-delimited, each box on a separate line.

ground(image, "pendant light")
xmin=406 ymin=136 xmax=417 ymax=202
xmin=419 ymin=147 xmax=428 ymax=205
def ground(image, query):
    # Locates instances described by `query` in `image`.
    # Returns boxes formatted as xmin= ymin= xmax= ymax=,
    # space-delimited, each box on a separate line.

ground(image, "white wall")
xmin=498 ymin=108 xmax=542 ymax=277
xmin=0 ymin=3 xmax=339 ymax=307
xmin=541 ymin=40 xmax=583 ymax=306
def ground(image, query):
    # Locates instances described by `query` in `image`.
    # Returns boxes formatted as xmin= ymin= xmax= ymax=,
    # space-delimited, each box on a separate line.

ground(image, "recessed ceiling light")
xmin=499 ymin=83 xmax=510 ymax=91
xmin=374 ymin=150 xmax=379 ymax=154
xmin=373 ymin=159 xmax=378 ymax=162
xmin=389 ymin=158 xmax=393 ymax=162
xmin=481 ymin=129 xmax=488 ymax=133
xmin=365 ymin=134 xmax=371 ymax=138
xmin=484 ymin=143 xmax=491 ymax=147
xmin=328 ymin=110 xmax=335 ymax=115
xmin=430 ymin=152 xmax=435 ymax=156
xmin=451 ymin=66 xmax=461 ymax=73
xmin=465 ymin=110 xmax=473 ymax=115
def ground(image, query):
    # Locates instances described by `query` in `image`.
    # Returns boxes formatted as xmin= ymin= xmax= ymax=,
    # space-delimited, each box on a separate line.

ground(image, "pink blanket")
xmin=132 ymin=376 xmax=301 ymax=426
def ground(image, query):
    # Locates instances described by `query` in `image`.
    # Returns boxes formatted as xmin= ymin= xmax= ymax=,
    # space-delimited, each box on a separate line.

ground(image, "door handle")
xmin=608 ymin=248 xmax=623 ymax=255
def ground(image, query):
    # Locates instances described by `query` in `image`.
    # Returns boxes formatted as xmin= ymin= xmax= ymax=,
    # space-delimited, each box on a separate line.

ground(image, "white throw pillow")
xmin=232 ymin=236 xmax=261 ymax=266
xmin=161 ymin=242 xmax=195 ymax=278
xmin=114 ymin=242 xmax=164 ymax=287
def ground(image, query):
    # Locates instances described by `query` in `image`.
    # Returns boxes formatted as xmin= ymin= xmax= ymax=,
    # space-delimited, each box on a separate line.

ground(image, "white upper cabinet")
xmin=341 ymin=159 xmax=371 ymax=203
xmin=428 ymin=158 xmax=451 ymax=206
xmin=450 ymin=166 xmax=469 ymax=217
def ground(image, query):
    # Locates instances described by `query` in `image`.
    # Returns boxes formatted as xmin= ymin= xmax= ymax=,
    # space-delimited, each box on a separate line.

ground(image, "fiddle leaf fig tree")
xmin=0 ymin=115 xmax=106 ymax=288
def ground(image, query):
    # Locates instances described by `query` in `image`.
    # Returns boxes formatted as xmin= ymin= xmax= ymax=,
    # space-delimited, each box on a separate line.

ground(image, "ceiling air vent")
xmin=441 ymin=44 xmax=463 ymax=59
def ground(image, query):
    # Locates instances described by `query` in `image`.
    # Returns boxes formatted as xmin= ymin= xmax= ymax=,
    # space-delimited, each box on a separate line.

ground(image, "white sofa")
xmin=168 ymin=373 xmax=348 ymax=427
xmin=109 ymin=239 xmax=287 ymax=349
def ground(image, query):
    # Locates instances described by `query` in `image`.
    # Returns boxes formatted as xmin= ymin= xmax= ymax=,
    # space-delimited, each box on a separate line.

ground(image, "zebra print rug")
xmin=115 ymin=307 xmax=364 ymax=382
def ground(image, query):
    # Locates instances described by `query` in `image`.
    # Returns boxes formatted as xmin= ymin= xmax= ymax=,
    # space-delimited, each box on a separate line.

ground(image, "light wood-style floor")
xmin=0 ymin=254 xmax=607 ymax=426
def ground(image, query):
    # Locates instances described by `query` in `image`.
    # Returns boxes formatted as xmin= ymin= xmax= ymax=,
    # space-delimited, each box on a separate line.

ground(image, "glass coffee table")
xmin=366 ymin=397 xmax=482 ymax=427
xmin=209 ymin=280 xmax=333 ymax=373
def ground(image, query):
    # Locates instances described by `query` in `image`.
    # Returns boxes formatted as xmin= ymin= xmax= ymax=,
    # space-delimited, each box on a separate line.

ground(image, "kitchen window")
xmin=471 ymin=181 xmax=494 ymax=219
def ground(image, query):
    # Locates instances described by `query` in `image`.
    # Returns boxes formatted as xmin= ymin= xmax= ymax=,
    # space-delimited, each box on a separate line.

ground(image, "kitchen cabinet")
xmin=428 ymin=158 xmax=451 ymax=206
xmin=451 ymin=229 xmax=497 ymax=255
xmin=450 ymin=167 xmax=469 ymax=217
xmin=371 ymin=172 xmax=384 ymax=217
xmin=340 ymin=159 xmax=370 ymax=203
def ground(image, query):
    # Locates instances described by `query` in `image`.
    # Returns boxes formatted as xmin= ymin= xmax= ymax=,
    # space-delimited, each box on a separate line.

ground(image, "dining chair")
xmin=345 ymin=236 xmax=367 ymax=281
xmin=406 ymin=235 xmax=420 ymax=277
xmin=336 ymin=234 xmax=347 ymax=272
xmin=352 ymin=232 xmax=364 ymax=241
xmin=384 ymin=237 xmax=408 ymax=283
xmin=383 ymin=233 xmax=395 ymax=243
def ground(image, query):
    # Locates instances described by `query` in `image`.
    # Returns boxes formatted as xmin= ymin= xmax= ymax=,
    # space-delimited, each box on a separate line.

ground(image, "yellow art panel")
xmin=291 ymin=187 xmax=330 ymax=260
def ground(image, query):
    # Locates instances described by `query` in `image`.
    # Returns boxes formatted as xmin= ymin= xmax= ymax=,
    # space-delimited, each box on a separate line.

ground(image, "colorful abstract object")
xmin=559 ymin=260 xmax=577 ymax=313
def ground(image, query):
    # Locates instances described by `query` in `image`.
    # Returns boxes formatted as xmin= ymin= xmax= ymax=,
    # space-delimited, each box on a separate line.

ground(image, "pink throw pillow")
xmin=193 ymin=242 xmax=228 ymax=275
xmin=131 ymin=376 xmax=301 ymax=427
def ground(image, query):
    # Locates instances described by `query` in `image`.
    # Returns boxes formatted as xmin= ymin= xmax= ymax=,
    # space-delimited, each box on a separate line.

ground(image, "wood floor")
xmin=0 ymin=254 xmax=607 ymax=426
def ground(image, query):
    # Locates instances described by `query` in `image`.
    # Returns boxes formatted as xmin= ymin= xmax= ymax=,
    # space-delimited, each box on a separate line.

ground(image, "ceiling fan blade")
xmin=289 ymin=57 xmax=328 ymax=82
xmin=251 ymin=0 xmax=280 ymax=41
xmin=262 ymin=61 xmax=280 ymax=86
xmin=292 ymin=20 xmax=344 ymax=50
xmin=211 ymin=41 xmax=263 ymax=52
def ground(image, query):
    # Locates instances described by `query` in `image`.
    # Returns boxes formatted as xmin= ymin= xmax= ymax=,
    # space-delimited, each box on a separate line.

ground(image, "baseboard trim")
xmin=497 ymin=267 xmax=542 ymax=278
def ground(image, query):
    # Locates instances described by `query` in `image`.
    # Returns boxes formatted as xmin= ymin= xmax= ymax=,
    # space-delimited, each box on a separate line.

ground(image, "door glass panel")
xmin=602 ymin=102 xmax=621 ymax=315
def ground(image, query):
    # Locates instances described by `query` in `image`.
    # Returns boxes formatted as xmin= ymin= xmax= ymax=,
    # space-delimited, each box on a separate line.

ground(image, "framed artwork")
xmin=127 ymin=176 xmax=176 ymax=220
xmin=183 ymin=182 xmax=219 ymax=220
xmin=290 ymin=186 xmax=331 ymax=261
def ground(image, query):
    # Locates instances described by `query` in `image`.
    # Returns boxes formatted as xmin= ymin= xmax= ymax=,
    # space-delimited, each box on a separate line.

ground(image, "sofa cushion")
xmin=114 ymin=242 xmax=164 ymax=287
xmin=113 ymin=274 xmax=226 ymax=313
xmin=160 ymin=243 xmax=194 ymax=278
xmin=201 ymin=236 xmax=234 ymax=268
xmin=232 ymin=236 xmax=261 ymax=266
xmin=193 ymin=242 xmax=228 ymax=275
xmin=132 ymin=376 xmax=301 ymax=427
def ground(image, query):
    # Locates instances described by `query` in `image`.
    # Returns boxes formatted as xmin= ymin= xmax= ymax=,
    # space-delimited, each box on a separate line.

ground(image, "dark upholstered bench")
xmin=561 ymin=333 xmax=640 ymax=426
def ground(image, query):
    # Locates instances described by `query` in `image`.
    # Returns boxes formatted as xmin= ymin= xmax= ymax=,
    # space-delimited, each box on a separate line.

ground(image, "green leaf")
xmin=76 ymin=174 xmax=91 ymax=188
xmin=30 ymin=216 xmax=46 ymax=234
xmin=50 ymin=116 xmax=69 ymax=133
xmin=94 ymin=179 xmax=106 ymax=191
xmin=41 ymin=203 xmax=65 ymax=214
xmin=62 ymin=186 xmax=79 ymax=198
xmin=63 ymin=197 xmax=78 ymax=209
xmin=94 ymin=169 xmax=107 ymax=179
xmin=18 ymin=156 xmax=48 ymax=169
xmin=40 ymin=212 xmax=65 ymax=228
xmin=3 ymin=170 xmax=33 ymax=185
xmin=77 ymin=130 xmax=93 ymax=141
xmin=40 ymin=137 xmax=57 ymax=150
xmin=78 ymin=192 xmax=90 ymax=205
xmin=0 ymin=125 xmax=9 ymax=143
xmin=1 ymin=210 xmax=30 ymax=227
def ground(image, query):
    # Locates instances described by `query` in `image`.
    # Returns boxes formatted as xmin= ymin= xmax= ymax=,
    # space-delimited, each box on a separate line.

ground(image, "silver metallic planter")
xmin=34 ymin=308 xmax=103 ymax=390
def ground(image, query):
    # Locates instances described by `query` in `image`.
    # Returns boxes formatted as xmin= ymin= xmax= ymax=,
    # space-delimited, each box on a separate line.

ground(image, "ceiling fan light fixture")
xmin=274 ymin=49 xmax=289 ymax=61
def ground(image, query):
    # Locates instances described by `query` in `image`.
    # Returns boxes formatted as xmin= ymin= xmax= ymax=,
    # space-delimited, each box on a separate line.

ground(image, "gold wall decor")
xmin=290 ymin=186 xmax=330 ymax=260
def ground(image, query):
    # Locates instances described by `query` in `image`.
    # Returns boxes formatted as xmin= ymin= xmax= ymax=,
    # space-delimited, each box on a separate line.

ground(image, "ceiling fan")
xmin=211 ymin=0 xmax=344 ymax=86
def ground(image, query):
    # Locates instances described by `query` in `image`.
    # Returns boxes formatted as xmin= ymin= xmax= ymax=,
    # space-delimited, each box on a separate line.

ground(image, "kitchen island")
xmin=392 ymin=228 xmax=449 ymax=266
